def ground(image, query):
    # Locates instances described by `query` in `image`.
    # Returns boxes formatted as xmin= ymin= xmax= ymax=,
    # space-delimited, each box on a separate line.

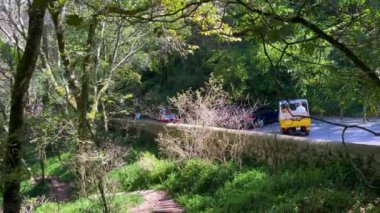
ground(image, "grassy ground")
xmin=18 ymin=139 xmax=143 ymax=213
xmin=35 ymin=193 xmax=142 ymax=213
xmin=20 ymin=153 xmax=74 ymax=197
xmin=110 ymin=152 xmax=380 ymax=213
xmin=12 ymin=133 xmax=380 ymax=212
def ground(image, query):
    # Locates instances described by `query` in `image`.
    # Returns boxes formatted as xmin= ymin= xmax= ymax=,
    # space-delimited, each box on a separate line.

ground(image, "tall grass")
xmin=14 ymin=132 xmax=380 ymax=212
xmin=35 ymin=194 xmax=142 ymax=213
xmin=110 ymin=153 xmax=380 ymax=212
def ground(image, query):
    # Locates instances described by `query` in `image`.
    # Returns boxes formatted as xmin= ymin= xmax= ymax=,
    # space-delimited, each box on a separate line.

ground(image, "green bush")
xmin=109 ymin=153 xmax=379 ymax=213
xmin=30 ymin=153 xmax=74 ymax=182
xmin=165 ymin=159 xmax=236 ymax=194
xmin=214 ymin=169 xmax=271 ymax=212
xmin=111 ymin=163 xmax=147 ymax=191
xmin=109 ymin=152 xmax=176 ymax=191
xmin=292 ymin=188 xmax=354 ymax=212
xmin=268 ymin=168 xmax=326 ymax=194
xmin=21 ymin=180 xmax=51 ymax=198
xmin=177 ymin=194 xmax=215 ymax=213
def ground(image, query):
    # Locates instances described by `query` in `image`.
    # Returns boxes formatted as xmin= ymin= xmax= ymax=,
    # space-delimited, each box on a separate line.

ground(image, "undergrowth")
xmin=35 ymin=193 xmax=142 ymax=213
xmin=110 ymin=152 xmax=380 ymax=213
xmin=13 ymin=134 xmax=380 ymax=212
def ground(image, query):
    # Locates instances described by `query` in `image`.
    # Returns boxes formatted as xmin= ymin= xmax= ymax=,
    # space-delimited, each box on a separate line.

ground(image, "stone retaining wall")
xmin=109 ymin=118 xmax=380 ymax=182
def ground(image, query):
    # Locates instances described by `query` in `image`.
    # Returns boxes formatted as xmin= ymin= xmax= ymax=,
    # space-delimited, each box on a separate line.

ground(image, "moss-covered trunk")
xmin=78 ymin=16 xmax=98 ymax=144
xmin=50 ymin=4 xmax=80 ymax=109
xmin=2 ymin=1 xmax=47 ymax=212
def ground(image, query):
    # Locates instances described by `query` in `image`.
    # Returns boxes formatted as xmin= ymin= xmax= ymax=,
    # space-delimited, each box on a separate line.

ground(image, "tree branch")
xmin=49 ymin=2 xmax=80 ymax=107
xmin=268 ymin=42 xmax=337 ymax=69
xmin=233 ymin=0 xmax=380 ymax=85
xmin=260 ymin=33 xmax=275 ymax=70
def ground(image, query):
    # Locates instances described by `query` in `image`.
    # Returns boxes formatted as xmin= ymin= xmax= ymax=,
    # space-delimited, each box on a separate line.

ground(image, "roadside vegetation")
xmin=111 ymin=152 xmax=380 ymax=213
xmin=6 ymin=134 xmax=379 ymax=212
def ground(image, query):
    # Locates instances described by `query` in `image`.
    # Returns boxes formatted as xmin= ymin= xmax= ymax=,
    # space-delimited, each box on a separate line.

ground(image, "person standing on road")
xmin=134 ymin=111 xmax=141 ymax=120
xmin=134 ymin=106 xmax=141 ymax=120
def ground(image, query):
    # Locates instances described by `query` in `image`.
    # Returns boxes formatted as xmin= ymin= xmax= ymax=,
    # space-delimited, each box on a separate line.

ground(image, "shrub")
xmin=176 ymin=194 xmax=215 ymax=213
xmin=165 ymin=159 xmax=235 ymax=194
xmin=157 ymin=76 xmax=257 ymax=163
xmin=110 ymin=152 xmax=176 ymax=191
xmin=214 ymin=169 xmax=270 ymax=212
xmin=110 ymin=156 xmax=379 ymax=213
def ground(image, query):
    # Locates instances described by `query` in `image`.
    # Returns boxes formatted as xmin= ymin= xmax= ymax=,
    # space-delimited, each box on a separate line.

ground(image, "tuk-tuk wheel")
xmin=304 ymin=130 xmax=310 ymax=136
xmin=281 ymin=128 xmax=288 ymax=134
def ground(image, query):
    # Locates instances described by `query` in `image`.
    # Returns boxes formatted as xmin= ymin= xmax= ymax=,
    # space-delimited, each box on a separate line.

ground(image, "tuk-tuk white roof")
xmin=279 ymin=99 xmax=308 ymax=104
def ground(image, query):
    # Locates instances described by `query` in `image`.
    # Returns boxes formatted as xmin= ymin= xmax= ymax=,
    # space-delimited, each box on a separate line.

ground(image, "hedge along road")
xmin=255 ymin=117 xmax=380 ymax=145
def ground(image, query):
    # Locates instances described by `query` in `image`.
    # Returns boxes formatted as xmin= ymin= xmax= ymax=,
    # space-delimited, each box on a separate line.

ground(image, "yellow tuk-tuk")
xmin=279 ymin=99 xmax=311 ymax=135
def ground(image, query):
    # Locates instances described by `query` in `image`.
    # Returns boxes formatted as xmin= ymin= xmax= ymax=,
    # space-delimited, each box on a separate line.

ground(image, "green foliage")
xmin=35 ymin=194 xmax=142 ymax=213
xmin=208 ymin=49 xmax=249 ymax=98
xmin=176 ymin=194 xmax=215 ymax=213
xmin=215 ymin=170 xmax=269 ymax=212
xmin=111 ymin=154 xmax=380 ymax=212
xmin=66 ymin=14 xmax=84 ymax=27
xmin=0 ymin=39 xmax=17 ymax=68
xmin=211 ymin=164 xmax=374 ymax=212
xmin=21 ymin=181 xmax=51 ymax=198
xmin=109 ymin=152 xmax=176 ymax=191
xmin=20 ymin=153 xmax=74 ymax=196
xmin=164 ymin=159 xmax=236 ymax=194
xmin=137 ymin=0 xmax=380 ymax=115
xmin=39 ymin=153 xmax=74 ymax=182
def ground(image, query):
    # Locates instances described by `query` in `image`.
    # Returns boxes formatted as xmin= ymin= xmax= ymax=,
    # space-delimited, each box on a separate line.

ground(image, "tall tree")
xmin=2 ymin=0 xmax=48 ymax=212
xmin=78 ymin=15 xmax=98 ymax=144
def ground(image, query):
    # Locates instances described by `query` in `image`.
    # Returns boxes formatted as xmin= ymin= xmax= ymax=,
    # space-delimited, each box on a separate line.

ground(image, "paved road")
xmin=117 ymin=115 xmax=380 ymax=145
xmin=254 ymin=117 xmax=380 ymax=145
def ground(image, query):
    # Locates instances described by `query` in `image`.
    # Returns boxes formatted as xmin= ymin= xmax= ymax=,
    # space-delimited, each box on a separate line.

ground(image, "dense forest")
xmin=0 ymin=0 xmax=380 ymax=212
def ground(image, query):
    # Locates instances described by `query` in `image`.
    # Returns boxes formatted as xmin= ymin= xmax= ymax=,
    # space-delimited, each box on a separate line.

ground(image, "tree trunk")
xmin=89 ymin=21 xmax=105 ymax=127
xmin=98 ymin=177 xmax=109 ymax=213
xmin=0 ymin=104 xmax=8 ymax=135
xmin=39 ymin=144 xmax=46 ymax=183
xmin=50 ymin=5 xmax=80 ymax=109
xmin=78 ymin=16 xmax=98 ymax=145
xmin=2 ymin=1 xmax=47 ymax=212
xmin=101 ymin=101 xmax=108 ymax=132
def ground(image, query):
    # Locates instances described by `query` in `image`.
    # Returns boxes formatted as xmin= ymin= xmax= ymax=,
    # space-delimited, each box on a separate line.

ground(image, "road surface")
xmin=115 ymin=115 xmax=380 ymax=145
xmin=254 ymin=117 xmax=380 ymax=145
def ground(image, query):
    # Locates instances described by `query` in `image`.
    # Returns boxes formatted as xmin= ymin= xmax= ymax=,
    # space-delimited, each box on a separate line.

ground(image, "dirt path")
xmin=130 ymin=190 xmax=183 ymax=213
xmin=32 ymin=176 xmax=73 ymax=202
xmin=31 ymin=176 xmax=72 ymax=203
xmin=49 ymin=177 xmax=72 ymax=202
xmin=31 ymin=177 xmax=181 ymax=212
